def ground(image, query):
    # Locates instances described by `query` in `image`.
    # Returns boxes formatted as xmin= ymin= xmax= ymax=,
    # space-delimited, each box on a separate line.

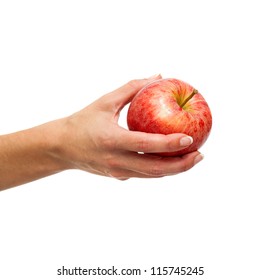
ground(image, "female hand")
xmin=59 ymin=75 xmax=203 ymax=180
xmin=0 ymin=75 xmax=203 ymax=190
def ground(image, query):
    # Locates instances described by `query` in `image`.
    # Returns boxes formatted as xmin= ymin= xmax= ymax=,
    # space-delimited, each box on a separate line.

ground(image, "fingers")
xmin=103 ymin=74 xmax=162 ymax=112
xmin=117 ymin=130 xmax=193 ymax=154
xmin=127 ymin=151 xmax=202 ymax=177
xmin=103 ymin=151 xmax=203 ymax=179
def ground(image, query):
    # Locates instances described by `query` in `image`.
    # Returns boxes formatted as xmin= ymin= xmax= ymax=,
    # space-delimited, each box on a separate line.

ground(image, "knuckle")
xmin=136 ymin=137 xmax=150 ymax=152
xmin=98 ymin=133 xmax=116 ymax=150
xmin=105 ymin=154 xmax=120 ymax=170
xmin=127 ymin=79 xmax=140 ymax=90
xmin=165 ymin=137 xmax=175 ymax=152
xmin=148 ymin=163 xmax=165 ymax=177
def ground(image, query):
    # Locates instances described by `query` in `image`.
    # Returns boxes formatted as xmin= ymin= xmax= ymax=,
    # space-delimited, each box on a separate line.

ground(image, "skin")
xmin=0 ymin=75 xmax=203 ymax=191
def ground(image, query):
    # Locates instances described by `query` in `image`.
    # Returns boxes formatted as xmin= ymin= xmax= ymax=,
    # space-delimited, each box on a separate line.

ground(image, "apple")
xmin=127 ymin=78 xmax=212 ymax=156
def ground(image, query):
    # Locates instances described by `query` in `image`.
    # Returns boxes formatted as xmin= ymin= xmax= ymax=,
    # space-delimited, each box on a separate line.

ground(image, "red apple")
xmin=127 ymin=78 xmax=212 ymax=156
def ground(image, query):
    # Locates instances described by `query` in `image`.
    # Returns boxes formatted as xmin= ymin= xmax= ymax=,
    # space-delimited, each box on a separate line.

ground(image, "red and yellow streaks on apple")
xmin=127 ymin=78 xmax=212 ymax=156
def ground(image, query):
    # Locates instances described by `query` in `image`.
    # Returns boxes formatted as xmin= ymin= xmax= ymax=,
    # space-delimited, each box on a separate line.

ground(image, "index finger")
xmin=118 ymin=129 xmax=193 ymax=154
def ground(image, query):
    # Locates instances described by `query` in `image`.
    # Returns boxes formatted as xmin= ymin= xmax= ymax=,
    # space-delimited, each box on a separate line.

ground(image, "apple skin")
xmin=127 ymin=78 xmax=212 ymax=156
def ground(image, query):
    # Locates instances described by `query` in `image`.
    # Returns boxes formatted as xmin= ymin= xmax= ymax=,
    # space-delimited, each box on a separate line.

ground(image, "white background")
xmin=0 ymin=0 xmax=259 ymax=279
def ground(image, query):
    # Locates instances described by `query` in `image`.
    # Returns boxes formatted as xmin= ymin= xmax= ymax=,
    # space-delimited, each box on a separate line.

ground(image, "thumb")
xmin=107 ymin=74 xmax=162 ymax=111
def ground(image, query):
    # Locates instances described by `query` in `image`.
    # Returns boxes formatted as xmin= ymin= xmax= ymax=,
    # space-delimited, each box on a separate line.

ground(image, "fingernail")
xmin=148 ymin=73 xmax=161 ymax=79
xmin=180 ymin=136 xmax=193 ymax=146
xmin=194 ymin=153 xmax=204 ymax=165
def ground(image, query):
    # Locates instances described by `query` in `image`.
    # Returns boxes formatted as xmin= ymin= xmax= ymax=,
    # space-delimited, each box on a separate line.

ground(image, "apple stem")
xmin=179 ymin=89 xmax=198 ymax=108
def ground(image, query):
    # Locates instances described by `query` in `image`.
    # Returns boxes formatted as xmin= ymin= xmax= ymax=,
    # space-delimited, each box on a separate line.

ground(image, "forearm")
xmin=0 ymin=120 xmax=69 ymax=190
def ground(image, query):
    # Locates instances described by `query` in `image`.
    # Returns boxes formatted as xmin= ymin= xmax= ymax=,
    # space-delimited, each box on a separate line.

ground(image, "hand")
xmin=58 ymin=75 xmax=204 ymax=179
xmin=0 ymin=75 xmax=204 ymax=190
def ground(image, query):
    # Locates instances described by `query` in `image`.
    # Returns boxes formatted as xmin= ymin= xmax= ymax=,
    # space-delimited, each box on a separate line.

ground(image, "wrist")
xmin=40 ymin=118 xmax=73 ymax=172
